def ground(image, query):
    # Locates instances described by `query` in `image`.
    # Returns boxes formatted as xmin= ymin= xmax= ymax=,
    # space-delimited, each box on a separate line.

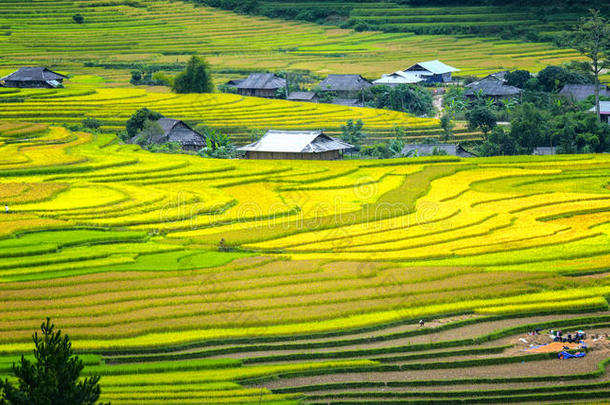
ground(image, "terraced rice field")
xmin=0 ymin=122 xmax=609 ymax=403
xmin=0 ymin=86 xmax=444 ymax=143
xmin=0 ymin=0 xmax=586 ymax=81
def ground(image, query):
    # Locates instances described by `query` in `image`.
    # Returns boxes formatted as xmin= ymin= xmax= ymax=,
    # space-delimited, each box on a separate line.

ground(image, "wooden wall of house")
xmin=245 ymin=150 xmax=342 ymax=160
xmin=4 ymin=80 xmax=53 ymax=88
xmin=237 ymin=89 xmax=278 ymax=98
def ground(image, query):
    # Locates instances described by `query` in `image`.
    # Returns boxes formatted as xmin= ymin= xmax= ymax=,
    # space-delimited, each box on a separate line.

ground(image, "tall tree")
xmin=571 ymin=9 xmax=609 ymax=120
xmin=173 ymin=56 xmax=214 ymax=94
xmin=0 ymin=318 xmax=106 ymax=405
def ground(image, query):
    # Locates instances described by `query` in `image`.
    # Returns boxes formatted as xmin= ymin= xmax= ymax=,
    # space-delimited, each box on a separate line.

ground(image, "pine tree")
xmin=0 ymin=318 xmax=106 ymax=405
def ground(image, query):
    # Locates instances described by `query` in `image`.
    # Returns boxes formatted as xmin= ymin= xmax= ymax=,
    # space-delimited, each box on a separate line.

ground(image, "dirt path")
xmin=209 ymin=312 xmax=608 ymax=360
xmin=433 ymin=94 xmax=443 ymax=118
xmin=262 ymin=352 xmax=609 ymax=390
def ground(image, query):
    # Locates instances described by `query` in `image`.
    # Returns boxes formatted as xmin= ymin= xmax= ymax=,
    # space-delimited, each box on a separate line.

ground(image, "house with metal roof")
xmin=465 ymin=77 xmax=522 ymax=103
xmin=318 ymin=74 xmax=372 ymax=99
xmin=404 ymin=60 xmax=459 ymax=83
xmin=559 ymin=84 xmax=610 ymax=102
xmin=143 ymin=118 xmax=206 ymax=151
xmin=236 ymin=73 xmax=286 ymax=98
xmin=238 ymin=130 xmax=354 ymax=160
xmin=589 ymin=101 xmax=610 ymax=124
xmin=401 ymin=143 xmax=474 ymax=158
xmin=287 ymin=91 xmax=318 ymax=102
xmin=373 ymin=71 xmax=423 ymax=87
xmin=0 ymin=67 xmax=67 ymax=88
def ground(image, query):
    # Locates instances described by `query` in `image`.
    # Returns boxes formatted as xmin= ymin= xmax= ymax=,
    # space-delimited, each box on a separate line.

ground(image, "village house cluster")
xmin=2 ymin=63 xmax=609 ymax=160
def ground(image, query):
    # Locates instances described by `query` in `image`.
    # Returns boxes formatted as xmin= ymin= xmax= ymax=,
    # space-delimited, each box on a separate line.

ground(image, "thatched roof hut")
xmin=465 ymin=77 xmax=522 ymax=102
xmin=318 ymin=74 xmax=372 ymax=98
xmin=0 ymin=67 xmax=67 ymax=88
xmin=151 ymin=118 xmax=206 ymax=151
xmin=237 ymin=73 xmax=286 ymax=98
xmin=559 ymin=84 xmax=610 ymax=102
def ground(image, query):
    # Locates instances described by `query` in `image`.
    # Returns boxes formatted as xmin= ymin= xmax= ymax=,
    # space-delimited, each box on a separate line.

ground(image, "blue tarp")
xmin=558 ymin=351 xmax=586 ymax=359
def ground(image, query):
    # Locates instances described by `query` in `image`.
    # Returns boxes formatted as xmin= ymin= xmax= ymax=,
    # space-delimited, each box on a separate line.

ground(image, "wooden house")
xmin=148 ymin=118 xmax=207 ymax=151
xmin=464 ymin=77 xmax=522 ymax=103
xmin=238 ymin=130 xmax=354 ymax=160
xmin=404 ymin=60 xmax=459 ymax=83
xmin=237 ymin=73 xmax=286 ymax=98
xmin=318 ymin=74 xmax=372 ymax=99
xmin=287 ymin=91 xmax=318 ymax=103
xmin=401 ymin=143 xmax=474 ymax=158
xmin=0 ymin=67 xmax=67 ymax=88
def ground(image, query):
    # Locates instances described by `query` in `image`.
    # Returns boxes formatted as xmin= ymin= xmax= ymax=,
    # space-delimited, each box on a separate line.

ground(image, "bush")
xmin=82 ymin=117 xmax=102 ymax=130
xmin=72 ymin=14 xmax=84 ymax=24
xmin=466 ymin=105 xmax=496 ymax=135
xmin=505 ymin=70 xmax=531 ymax=89
xmin=125 ymin=107 xmax=163 ymax=138
xmin=172 ymin=56 xmax=214 ymax=93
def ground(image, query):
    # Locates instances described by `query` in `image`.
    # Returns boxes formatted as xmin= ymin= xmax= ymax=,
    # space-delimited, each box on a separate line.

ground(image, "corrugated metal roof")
xmin=0 ymin=67 xmax=67 ymax=82
xmin=238 ymin=130 xmax=354 ymax=153
xmin=318 ymin=75 xmax=372 ymax=92
xmin=237 ymin=73 xmax=286 ymax=90
xmin=373 ymin=71 xmax=423 ymax=85
xmin=589 ymin=101 xmax=610 ymax=114
xmin=405 ymin=60 xmax=459 ymax=75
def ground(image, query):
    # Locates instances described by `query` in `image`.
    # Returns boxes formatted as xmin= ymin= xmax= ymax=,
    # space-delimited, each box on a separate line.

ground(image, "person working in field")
xmin=4 ymin=205 xmax=8 ymax=214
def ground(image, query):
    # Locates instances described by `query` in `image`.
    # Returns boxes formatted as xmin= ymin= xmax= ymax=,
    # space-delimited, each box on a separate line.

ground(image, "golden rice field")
xmin=0 ymin=86 xmax=440 ymax=141
xmin=0 ymin=0 xmax=588 ymax=83
xmin=0 ymin=122 xmax=609 ymax=403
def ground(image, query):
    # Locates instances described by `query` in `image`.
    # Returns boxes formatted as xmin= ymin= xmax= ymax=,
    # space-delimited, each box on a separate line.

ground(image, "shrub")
xmin=125 ymin=107 xmax=163 ymax=138
xmin=82 ymin=117 xmax=102 ymax=130
xmin=172 ymin=56 xmax=214 ymax=93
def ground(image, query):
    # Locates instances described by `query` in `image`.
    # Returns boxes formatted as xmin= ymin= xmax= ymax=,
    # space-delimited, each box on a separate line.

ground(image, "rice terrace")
xmin=1 ymin=1 xmax=610 ymax=404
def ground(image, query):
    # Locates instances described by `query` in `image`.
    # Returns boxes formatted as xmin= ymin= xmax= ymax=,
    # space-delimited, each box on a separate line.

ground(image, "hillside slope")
xmin=0 ymin=124 xmax=609 ymax=403
xmin=0 ymin=0 xmax=583 ymax=81
xmin=198 ymin=0 xmax=609 ymax=42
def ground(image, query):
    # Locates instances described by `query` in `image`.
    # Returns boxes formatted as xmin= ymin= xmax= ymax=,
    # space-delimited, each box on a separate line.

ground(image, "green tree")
xmin=466 ymin=105 xmax=496 ymax=135
xmin=134 ymin=119 xmax=164 ymax=146
xmin=0 ymin=318 xmax=106 ymax=405
xmin=125 ymin=108 xmax=163 ymax=138
xmin=571 ymin=9 xmax=610 ymax=120
xmin=172 ymin=56 xmax=214 ymax=94
xmin=439 ymin=112 xmax=454 ymax=141
xmin=509 ymin=103 xmax=550 ymax=153
xmin=553 ymin=111 xmax=610 ymax=153
xmin=340 ymin=119 xmax=366 ymax=150
xmin=505 ymin=70 xmax=531 ymax=89
xmin=477 ymin=126 xmax=520 ymax=156
xmin=72 ymin=14 xmax=84 ymax=24
xmin=360 ymin=143 xmax=392 ymax=159
xmin=368 ymin=85 xmax=434 ymax=116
